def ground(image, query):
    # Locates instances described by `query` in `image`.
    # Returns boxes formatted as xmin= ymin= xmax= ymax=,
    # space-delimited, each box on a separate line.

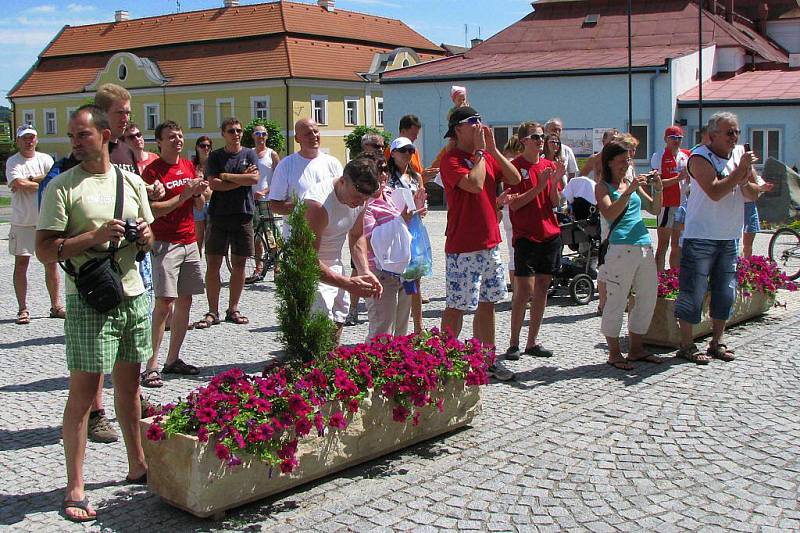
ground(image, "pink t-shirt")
xmin=363 ymin=186 xmax=403 ymax=270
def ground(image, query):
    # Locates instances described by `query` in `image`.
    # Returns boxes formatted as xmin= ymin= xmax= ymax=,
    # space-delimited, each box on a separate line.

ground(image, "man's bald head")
xmin=295 ymin=117 xmax=321 ymax=155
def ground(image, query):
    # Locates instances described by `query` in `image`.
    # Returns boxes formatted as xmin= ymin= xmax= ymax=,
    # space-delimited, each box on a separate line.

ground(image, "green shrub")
xmin=274 ymin=198 xmax=337 ymax=362
xmin=344 ymin=126 xmax=392 ymax=158
xmin=242 ymin=118 xmax=286 ymax=154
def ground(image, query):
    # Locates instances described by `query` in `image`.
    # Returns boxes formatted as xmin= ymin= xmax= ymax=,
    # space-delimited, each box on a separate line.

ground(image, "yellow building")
xmin=8 ymin=0 xmax=444 ymax=162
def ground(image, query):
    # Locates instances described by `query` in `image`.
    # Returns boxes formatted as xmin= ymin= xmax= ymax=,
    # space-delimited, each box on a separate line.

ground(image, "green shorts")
xmin=64 ymin=293 xmax=152 ymax=374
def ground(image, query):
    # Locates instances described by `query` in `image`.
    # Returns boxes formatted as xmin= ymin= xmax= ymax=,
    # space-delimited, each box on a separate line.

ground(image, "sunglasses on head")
xmin=226 ymin=128 xmax=243 ymax=135
xmin=253 ymin=131 xmax=267 ymax=137
xmin=198 ymin=143 xmax=211 ymax=148
xmin=524 ymin=133 xmax=545 ymax=142
xmin=725 ymin=129 xmax=741 ymax=137
xmin=457 ymin=115 xmax=481 ymax=126
xmin=126 ymin=132 xmax=142 ymax=139
xmin=395 ymin=146 xmax=415 ymax=154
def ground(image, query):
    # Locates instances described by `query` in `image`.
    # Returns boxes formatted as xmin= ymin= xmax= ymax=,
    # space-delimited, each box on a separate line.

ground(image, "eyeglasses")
xmin=126 ymin=132 xmax=142 ymax=139
xmin=457 ymin=115 xmax=481 ymax=126
xmin=667 ymin=135 xmax=684 ymax=140
xmin=253 ymin=131 xmax=267 ymax=137
xmin=395 ymin=146 xmax=415 ymax=154
xmin=226 ymin=128 xmax=243 ymax=135
xmin=725 ymin=129 xmax=741 ymax=137
xmin=198 ymin=143 xmax=211 ymax=149
xmin=523 ymin=133 xmax=545 ymax=142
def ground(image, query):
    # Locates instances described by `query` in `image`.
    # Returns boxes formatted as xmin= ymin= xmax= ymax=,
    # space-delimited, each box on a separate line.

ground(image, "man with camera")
xmin=36 ymin=105 xmax=154 ymax=523
xmin=140 ymin=121 xmax=208 ymax=388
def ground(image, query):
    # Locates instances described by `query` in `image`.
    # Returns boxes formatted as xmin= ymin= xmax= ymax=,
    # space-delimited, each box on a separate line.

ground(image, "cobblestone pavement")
xmin=1 ymin=212 xmax=799 ymax=532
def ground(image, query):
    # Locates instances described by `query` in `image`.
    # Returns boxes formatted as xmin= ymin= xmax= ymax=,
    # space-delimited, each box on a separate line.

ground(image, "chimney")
xmin=725 ymin=0 xmax=734 ymax=23
xmin=470 ymin=38 xmax=483 ymax=48
xmin=114 ymin=10 xmax=129 ymax=22
xmin=223 ymin=0 xmax=239 ymax=7
xmin=757 ymin=2 xmax=769 ymax=35
xmin=318 ymin=0 xmax=335 ymax=12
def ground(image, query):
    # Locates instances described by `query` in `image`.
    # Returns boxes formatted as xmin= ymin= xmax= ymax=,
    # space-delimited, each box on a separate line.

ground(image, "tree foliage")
xmin=274 ymin=199 xmax=337 ymax=362
xmin=242 ymin=118 xmax=286 ymax=154
xmin=343 ymin=126 xmax=392 ymax=158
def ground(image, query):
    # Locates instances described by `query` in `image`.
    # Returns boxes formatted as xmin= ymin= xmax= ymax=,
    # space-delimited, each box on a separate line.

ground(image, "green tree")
xmin=242 ymin=118 xmax=286 ymax=154
xmin=344 ymin=126 xmax=392 ymax=158
xmin=274 ymin=198 xmax=337 ymax=363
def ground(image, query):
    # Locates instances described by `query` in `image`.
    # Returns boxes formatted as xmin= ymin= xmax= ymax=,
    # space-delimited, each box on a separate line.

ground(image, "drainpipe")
xmin=650 ymin=67 xmax=665 ymax=155
xmin=283 ymin=78 xmax=292 ymax=155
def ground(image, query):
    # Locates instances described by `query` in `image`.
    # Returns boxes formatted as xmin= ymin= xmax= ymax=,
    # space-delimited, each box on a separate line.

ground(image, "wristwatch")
xmin=474 ymin=149 xmax=486 ymax=159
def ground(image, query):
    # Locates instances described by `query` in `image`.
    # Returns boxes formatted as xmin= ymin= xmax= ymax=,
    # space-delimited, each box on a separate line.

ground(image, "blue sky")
xmin=1 ymin=0 xmax=532 ymax=108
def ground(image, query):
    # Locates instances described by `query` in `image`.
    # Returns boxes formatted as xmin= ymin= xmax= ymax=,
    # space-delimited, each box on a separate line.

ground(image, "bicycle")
xmin=768 ymin=225 xmax=800 ymax=280
xmin=226 ymin=202 xmax=282 ymax=284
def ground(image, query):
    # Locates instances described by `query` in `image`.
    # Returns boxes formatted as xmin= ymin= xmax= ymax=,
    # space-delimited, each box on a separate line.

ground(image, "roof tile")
xmin=678 ymin=69 xmax=800 ymax=102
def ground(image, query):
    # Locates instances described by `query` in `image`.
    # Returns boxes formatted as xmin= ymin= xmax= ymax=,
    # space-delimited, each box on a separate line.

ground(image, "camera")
xmin=124 ymin=218 xmax=139 ymax=243
xmin=646 ymin=170 xmax=659 ymax=183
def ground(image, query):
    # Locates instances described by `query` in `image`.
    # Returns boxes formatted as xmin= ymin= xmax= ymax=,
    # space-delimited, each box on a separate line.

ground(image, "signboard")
xmin=561 ymin=129 xmax=594 ymax=158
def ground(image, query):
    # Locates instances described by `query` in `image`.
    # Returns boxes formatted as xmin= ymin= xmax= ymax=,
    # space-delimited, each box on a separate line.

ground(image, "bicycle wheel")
xmin=226 ymin=231 xmax=270 ymax=284
xmin=768 ymin=227 xmax=800 ymax=280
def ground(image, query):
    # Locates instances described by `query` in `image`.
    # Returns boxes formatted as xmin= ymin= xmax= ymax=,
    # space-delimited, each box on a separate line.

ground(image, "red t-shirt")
xmin=507 ymin=156 xmax=561 ymax=245
xmin=440 ymin=148 xmax=502 ymax=254
xmin=656 ymin=148 xmax=691 ymax=207
xmin=142 ymin=158 xmax=197 ymax=244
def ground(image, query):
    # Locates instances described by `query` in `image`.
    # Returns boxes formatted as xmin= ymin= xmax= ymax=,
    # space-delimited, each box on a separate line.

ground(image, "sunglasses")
xmin=126 ymin=132 xmax=142 ymax=139
xmin=667 ymin=135 xmax=684 ymax=140
xmin=198 ymin=143 xmax=211 ymax=148
xmin=524 ymin=133 xmax=545 ymax=141
xmin=457 ymin=115 xmax=481 ymax=126
xmin=725 ymin=129 xmax=741 ymax=137
xmin=226 ymin=128 xmax=243 ymax=135
xmin=253 ymin=131 xmax=267 ymax=137
xmin=548 ymin=139 xmax=561 ymax=144
xmin=395 ymin=146 xmax=415 ymax=154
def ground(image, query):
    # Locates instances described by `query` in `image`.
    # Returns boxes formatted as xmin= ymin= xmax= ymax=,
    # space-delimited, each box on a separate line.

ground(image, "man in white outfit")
xmin=304 ymin=157 xmax=383 ymax=342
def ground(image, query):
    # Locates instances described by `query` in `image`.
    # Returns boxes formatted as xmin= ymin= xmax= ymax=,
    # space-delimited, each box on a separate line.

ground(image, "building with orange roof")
xmin=8 ymin=0 xmax=445 ymax=162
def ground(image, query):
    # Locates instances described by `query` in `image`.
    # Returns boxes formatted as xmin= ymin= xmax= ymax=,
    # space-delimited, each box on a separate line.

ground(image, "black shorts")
xmin=513 ymin=235 xmax=562 ymax=277
xmin=206 ymin=214 xmax=255 ymax=258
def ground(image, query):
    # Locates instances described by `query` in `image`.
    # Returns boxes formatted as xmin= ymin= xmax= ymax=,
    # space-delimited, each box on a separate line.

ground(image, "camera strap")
xmin=61 ymin=166 xmax=125 ymax=277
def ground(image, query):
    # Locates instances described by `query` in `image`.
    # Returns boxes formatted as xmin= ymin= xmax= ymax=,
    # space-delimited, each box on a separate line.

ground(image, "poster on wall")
xmin=561 ymin=129 xmax=594 ymax=158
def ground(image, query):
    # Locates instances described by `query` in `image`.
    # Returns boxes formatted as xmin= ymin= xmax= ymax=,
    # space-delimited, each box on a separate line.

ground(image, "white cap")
xmin=450 ymin=85 xmax=466 ymax=98
xmin=389 ymin=137 xmax=415 ymax=152
xmin=16 ymin=125 xmax=37 ymax=138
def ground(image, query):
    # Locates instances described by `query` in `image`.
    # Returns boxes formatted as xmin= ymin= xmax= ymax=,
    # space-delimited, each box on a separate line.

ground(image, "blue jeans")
xmin=674 ymin=238 xmax=737 ymax=324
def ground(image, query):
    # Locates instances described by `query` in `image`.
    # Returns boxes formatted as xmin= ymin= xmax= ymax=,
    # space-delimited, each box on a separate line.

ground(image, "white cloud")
xmin=67 ymin=3 xmax=96 ymax=13
xmin=29 ymin=5 xmax=56 ymax=13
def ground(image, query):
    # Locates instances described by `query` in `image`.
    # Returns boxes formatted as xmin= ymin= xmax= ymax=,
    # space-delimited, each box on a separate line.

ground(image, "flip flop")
xmin=628 ymin=352 xmax=664 ymax=364
xmin=162 ymin=359 xmax=199 ymax=375
xmin=607 ymin=359 xmax=634 ymax=370
xmin=61 ymin=496 xmax=96 ymax=523
xmin=15 ymin=309 xmax=30 ymax=325
xmin=49 ymin=307 xmax=66 ymax=319
xmin=125 ymin=472 xmax=147 ymax=484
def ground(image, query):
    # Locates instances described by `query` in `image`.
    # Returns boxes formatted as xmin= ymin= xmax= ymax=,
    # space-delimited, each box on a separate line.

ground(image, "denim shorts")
xmin=674 ymin=238 xmax=738 ymax=324
xmin=744 ymin=202 xmax=760 ymax=233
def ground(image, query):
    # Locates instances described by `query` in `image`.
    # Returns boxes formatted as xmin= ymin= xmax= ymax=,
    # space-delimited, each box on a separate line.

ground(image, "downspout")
xmin=283 ymin=78 xmax=292 ymax=155
xmin=650 ymin=67 xmax=665 ymax=156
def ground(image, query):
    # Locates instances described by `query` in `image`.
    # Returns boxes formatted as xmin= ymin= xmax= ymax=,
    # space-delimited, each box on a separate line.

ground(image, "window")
xmin=216 ymin=98 xmax=234 ymax=128
xmin=144 ymin=104 xmax=160 ymax=131
xmin=344 ymin=98 xmax=359 ymax=126
xmin=251 ymin=96 xmax=270 ymax=120
xmin=629 ymin=124 xmax=649 ymax=160
xmin=44 ymin=109 xmax=57 ymax=135
xmin=66 ymin=106 xmax=77 ymax=123
xmin=187 ymin=100 xmax=204 ymax=129
xmin=751 ymin=128 xmax=781 ymax=165
xmin=22 ymin=110 xmax=35 ymax=129
xmin=118 ymin=63 xmax=127 ymax=81
xmin=491 ymin=126 xmax=520 ymax=152
xmin=311 ymin=95 xmax=328 ymax=125
xmin=375 ymin=97 xmax=384 ymax=126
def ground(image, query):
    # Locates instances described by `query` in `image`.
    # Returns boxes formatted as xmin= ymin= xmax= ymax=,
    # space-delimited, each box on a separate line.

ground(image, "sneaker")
xmin=88 ymin=411 xmax=119 ymax=443
xmin=524 ymin=345 xmax=553 ymax=358
xmin=504 ymin=345 xmax=521 ymax=361
xmin=488 ymin=362 xmax=515 ymax=381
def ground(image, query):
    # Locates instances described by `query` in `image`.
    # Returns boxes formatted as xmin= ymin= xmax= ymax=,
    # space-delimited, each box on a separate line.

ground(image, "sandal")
xmin=49 ymin=307 xmax=66 ymax=319
xmin=140 ymin=369 xmax=164 ymax=388
xmin=125 ymin=471 xmax=148 ymax=484
xmin=162 ymin=359 xmax=199 ymax=375
xmin=676 ymin=344 xmax=711 ymax=365
xmin=61 ymin=496 xmax=96 ymax=523
xmin=15 ymin=309 xmax=31 ymax=325
xmin=194 ymin=312 xmax=219 ymax=329
xmin=628 ymin=352 xmax=664 ymax=364
xmin=245 ymin=268 xmax=264 ymax=284
xmin=225 ymin=309 xmax=249 ymax=325
xmin=607 ymin=358 xmax=634 ymax=370
xmin=707 ymin=343 xmax=735 ymax=362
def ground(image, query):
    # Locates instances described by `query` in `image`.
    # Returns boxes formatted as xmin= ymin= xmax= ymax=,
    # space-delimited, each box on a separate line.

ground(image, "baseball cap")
xmin=389 ymin=137 xmax=415 ymax=152
xmin=16 ymin=125 xmax=37 ymax=138
xmin=444 ymin=106 xmax=480 ymax=138
xmin=664 ymin=126 xmax=684 ymax=137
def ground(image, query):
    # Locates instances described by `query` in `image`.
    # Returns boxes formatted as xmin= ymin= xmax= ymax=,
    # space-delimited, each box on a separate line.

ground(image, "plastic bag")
xmin=403 ymin=215 xmax=432 ymax=280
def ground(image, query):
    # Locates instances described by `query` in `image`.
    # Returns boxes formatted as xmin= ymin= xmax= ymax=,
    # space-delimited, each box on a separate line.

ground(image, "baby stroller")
xmin=550 ymin=198 xmax=601 ymax=304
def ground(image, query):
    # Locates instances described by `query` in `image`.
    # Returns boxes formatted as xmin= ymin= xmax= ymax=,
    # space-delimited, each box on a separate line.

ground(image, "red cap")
xmin=665 ymin=126 xmax=684 ymax=137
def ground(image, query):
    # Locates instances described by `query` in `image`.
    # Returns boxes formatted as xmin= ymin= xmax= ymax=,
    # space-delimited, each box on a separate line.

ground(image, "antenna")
xmin=176 ymin=0 xmax=181 ymax=13
xmin=464 ymin=24 xmax=468 ymax=48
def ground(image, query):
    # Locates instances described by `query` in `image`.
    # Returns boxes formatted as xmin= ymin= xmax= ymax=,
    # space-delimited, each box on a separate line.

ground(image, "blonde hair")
xmin=95 ymin=83 xmax=131 ymax=112
xmin=502 ymin=135 xmax=524 ymax=157
xmin=517 ymin=121 xmax=543 ymax=140
xmin=620 ymin=133 xmax=639 ymax=150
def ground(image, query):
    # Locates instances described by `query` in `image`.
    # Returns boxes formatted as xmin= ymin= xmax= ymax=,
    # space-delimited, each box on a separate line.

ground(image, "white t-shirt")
xmin=6 ymin=151 xmax=54 ymax=226
xmin=252 ymin=147 xmax=276 ymax=196
xmin=303 ymin=178 xmax=363 ymax=263
xmin=268 ymin=152 xmax=343 ymax=204
xmin=684 ymin=144 xmax=749 ymax=241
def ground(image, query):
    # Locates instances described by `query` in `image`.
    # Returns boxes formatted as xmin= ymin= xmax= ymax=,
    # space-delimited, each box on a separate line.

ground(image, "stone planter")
xmin=643 ymin=290 xmax=775 ymax=347
xmin=140 ymin=379 xmax=480 ymax=518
